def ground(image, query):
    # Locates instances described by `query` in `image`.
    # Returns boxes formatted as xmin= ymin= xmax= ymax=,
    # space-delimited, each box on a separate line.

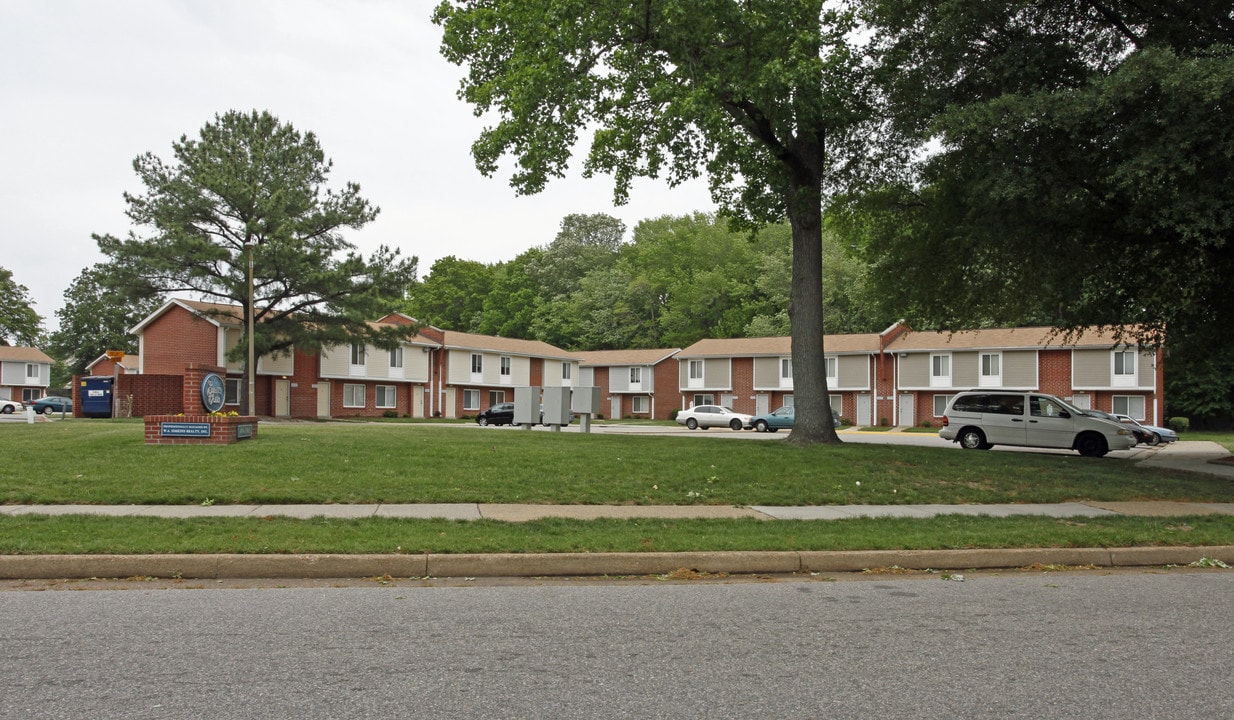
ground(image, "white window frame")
xmin=562 ymin=362 xmax=572 ymax=380
xmin=1112 ymin=395 xmax=1146 ymax=421
xmin=629 ymin=366 xmax=642 ymax=385
xmin=225 ymin=378 xmax=241 ymax=406
xmin=780 ymin=357 xmax=793 ymax=381
xmin=692 ymin=393 xmax=714 ymax=407
xmin=462 ymin=389 xmax=481 ymax=411
xmin=388 ymin=347 xmax=403 ymax=369
xmin=930 ymin=353 xmax=952 ymax=388
xmin=828 ymin=394 xmax=842 ymax=419
xmin=343 ymin=383 xmax=366 ymax=408
xmin=632 ymin=396 xmax=650 ymax=414
xmin=499 ymin=356 xmax=511 ymax=376
xmin=825 ymin=356 xmax=837 ymax=381
xmin=933 ymin=394 xmax=955 ymax=417
xmin=688 ymin=359 xmax=704 ymax=388
xmin=1113 ymin=350 xmax=1136 ymax=387
xmin=350 ymin=343 xmax=366 ymax=366
xmin=979 ymin=352 xmax=1002 ymax=388
xmin=26 ymin=363 xmax=40 ymax=379
xmin=375 ymin=385 xmax=396 ymax=409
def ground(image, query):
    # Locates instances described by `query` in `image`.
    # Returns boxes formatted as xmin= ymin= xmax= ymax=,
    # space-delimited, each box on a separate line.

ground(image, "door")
xmin=316 ymin=381 xmax=331 ymax=419
xmin=856 ymin=394 xmax=872 ymax=426
xmin=611 ymin=396 xmax=622 ymax=420
xmin=1026 ymin=395 xmax=1077 ymax=449
xmin=981 ymin=393 xmax=1028 ymax=446
xmin=755 ymin=394 xmax=769 ymax=416
xmin=275 ymin=379 xmax=291 ymax=417
xmin=898 ymin=394 xmax=915 ymax=427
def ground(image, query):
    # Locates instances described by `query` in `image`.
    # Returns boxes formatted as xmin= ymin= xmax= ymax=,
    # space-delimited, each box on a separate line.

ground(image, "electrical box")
xmin=514 ymin=387 xmax=538 ymax=426
xmin=542 ymin=386 xmax=571 ymax=426
xmin=571 ymin=386 xmax=601 ymax=415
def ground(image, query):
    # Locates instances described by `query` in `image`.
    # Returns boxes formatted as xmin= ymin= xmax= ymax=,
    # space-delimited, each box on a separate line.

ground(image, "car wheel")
xmin=729 ymin=419 xmax=743 ymax=431
xmin=958 ymin=428 xmax=987 ymax=450
xmin=1 ymin=405 xmax=12 ymax=414
xmin=754 ymin=420 xmax=769 ymax=433
xmin=685 ymin=418 xmax=698 ymax=430
xmin=1076 ymin=433 xmax=1109 ymax=458
xmin=1148 ymin=433 xmax=1161 ymax=446
xmin=477 ymin=416 xmax=489 ymax=426
xmin=42 ymin=406 xmax=55 ymax=415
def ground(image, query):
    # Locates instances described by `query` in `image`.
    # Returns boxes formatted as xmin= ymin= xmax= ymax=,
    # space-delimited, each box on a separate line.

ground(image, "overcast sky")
xmin=0 ymin=0 xmax=713 ymax=331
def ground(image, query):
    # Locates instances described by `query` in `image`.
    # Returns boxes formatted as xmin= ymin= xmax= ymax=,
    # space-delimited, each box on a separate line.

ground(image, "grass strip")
xmin=2 ymin=514 xmax=1232 ymax=555
xmin=3 ymin=422 xmax=1231 ymax=506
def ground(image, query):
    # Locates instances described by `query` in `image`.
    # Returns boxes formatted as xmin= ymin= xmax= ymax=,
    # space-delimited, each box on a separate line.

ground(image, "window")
xmin=500 ymin=356 xmax=511 ymax=376
xmin=388 ymin=347 xmax=403 ymax=368
xmin=343 ymin=384 xmax=366 ymax=408
xmin=780 ymin=358 xmax=792 ymax=380
xmin=829 ymin=394 xmax=842 ymax=419
xmin=825 ymin=357 xmax=837 ymax=380
xmin=488 ymin=390 xmax=505 ymax=407
xmin=632 ymin=396 xmax=649 ymax=414
xmin=629 ymin=366 xmax=642 ymax=384
xmin=350 ymin=343 xmax=366 ymax=366
xmin=979 ymin=352 xmax=1001 ymax=387
xmin=1112 ymin=395 xmax=1146 ymax=420
xmin=1113 ymin=351 xmax=1136 ymax=386
xmin=930 ymin=354 xmax=951 ymax=387
xmin=463 ymin=389 xmax=481 ymax=411
xmin=692 ymin=394 xmax=714 ymax=407
xmin=26 ymin=363 xmax=39 ymax=378
xmin=562 ymin=362 xmax=572 ymax=380
xmin=375 ymin=385 xmax=396 ymax=408
xmin=225 ymin=378 xmax=241 ymax=405
xmin=783 ymin=395 xmax=795 ymax=407
xmin=933 ymin=394 xmax=954 ymax=417
xmin=470 ymin=353 xmax=483 ymax=374
xmin=689 ymin=360 xmax=704 ymax=379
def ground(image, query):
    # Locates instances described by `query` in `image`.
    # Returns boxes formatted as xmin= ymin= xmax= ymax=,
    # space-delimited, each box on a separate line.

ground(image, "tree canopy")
xmin=434 ymin=0 xmax=884 ymax=443
xmin=46 ymin=262 xmax=163 ymax=377
xmin=846 ymin=0 xmax=1234 ymax=350
xmin=0 ymin=267 xmax=43 ymax=347
xmin=95 ymin=110 xmax=419 ymax=365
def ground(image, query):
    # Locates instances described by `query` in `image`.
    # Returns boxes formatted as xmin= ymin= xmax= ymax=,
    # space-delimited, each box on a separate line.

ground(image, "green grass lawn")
xmin=2 ymin=421 xmax=1232 ymax=556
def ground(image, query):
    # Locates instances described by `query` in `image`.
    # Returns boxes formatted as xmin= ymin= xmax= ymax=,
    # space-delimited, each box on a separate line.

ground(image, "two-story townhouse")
xmin=131 ymin=299 xmax=437 ymax=418
xmin=84 ymin=352 xmax=141 ymax=376
xmin=576 ymin=348 xmax=681 ymax=420
xmin=414 ymin=327 xmax=579 ymax=418
xmin=0 ymin=346 xmax=54 ymax=405
xmin=889 ymin=326 xmax=1164 ymax=426
xmin=676 ymin=333 xmax=884 ymax=422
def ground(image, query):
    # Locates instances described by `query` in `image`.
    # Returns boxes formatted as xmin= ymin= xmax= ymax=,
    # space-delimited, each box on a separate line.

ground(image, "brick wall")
xmin=142 ymin=305 xmax=221 ymax=374
xmin=117 ymin=374 xmax=183 ymax=417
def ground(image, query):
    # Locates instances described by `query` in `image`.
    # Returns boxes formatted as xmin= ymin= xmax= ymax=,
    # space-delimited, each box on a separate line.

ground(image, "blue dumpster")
xmin=80 ymin=376 xmax=114 ymax=418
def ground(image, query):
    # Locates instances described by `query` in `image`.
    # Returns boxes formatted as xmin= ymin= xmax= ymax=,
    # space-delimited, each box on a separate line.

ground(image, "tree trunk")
xmin=784 ymin=143 xmax=841 ymax=445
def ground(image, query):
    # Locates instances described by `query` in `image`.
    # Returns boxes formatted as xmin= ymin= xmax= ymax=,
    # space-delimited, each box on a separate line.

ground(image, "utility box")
xmin=571 ymin=386 xmax=602 ymax=434
xmin=542 ymin=386 xmax=571 ymax=427
xmin=513 ymin=386 xmax=538 ymax=426
xmin=80 ymin=376 xmax=114 ymax=418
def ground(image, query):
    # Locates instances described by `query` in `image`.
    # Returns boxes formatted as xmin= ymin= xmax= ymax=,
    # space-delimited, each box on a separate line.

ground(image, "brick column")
xmin=183 ymin=364 xmax=226 ymax=415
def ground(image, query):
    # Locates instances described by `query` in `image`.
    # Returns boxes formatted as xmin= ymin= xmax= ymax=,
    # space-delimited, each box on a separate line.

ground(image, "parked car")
xmin=751 ymin=405 xmax=843 ymax=432
xmin=476 ymin=402 xmax=573 ymax=427
xmin=0 ymin=399 xmax=23 ymax=414
xmin=31 ymin=396 xmax=73 ymax=415
xmin=1113 ymin=413 xmax=1179 ymax=445
xmin=939 ymin=391 xmax=1136 ymax=457
xmin=1082 ymin=409 xmax=1154 ymax=445
xmin=676 ymin=405 xmax=753 ymax=431
xmin=476 ymin=402 xmax=515 ymax=426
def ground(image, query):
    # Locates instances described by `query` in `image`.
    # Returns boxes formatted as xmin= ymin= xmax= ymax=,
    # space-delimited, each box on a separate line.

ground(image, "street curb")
xmin=2 ymin=546 xmax=1232 ymax=580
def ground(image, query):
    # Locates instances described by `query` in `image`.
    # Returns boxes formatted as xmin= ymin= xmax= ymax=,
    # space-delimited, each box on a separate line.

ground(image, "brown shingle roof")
xmin=887 ymin=326 xmax=1139 ymax=352
xmin=440 ymin=330 xmax=575 ymax=359
xmin=678 ymin=333 xmax=883 ymax=357
xmin=576 ymin=348 xmax=681 ymax=367
xmin=0 ymin=346 xmax=54 ymax=363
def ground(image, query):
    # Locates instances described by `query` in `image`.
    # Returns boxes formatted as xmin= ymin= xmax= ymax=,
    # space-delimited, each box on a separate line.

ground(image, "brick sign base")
xmin=144 ymin=415 xmax=259 ymax=445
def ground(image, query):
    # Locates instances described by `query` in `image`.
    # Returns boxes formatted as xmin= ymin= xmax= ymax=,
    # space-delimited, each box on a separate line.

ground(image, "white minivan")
xmin=939 ymin=391 xmax=1137 ymax=457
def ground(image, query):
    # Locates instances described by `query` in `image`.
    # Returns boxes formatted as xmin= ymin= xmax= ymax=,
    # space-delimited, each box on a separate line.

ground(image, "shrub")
xmin=669 ymin=408 xmax=680 ymax=421
xmin=382 ymin=410 xmax=399 ymax=419
xmin=919 ymin=419 xmax=933 ymax=428
xmin=595 ymin=413 xmax=604 ymax=420
xmin=1168 ymin=416 xmax=1190 ymax=433
xmin=879 ymin=417 xmax=890 ymax=427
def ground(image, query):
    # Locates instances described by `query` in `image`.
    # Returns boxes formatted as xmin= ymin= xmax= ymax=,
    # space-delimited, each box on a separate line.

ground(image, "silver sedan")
xmin=675 ymin=405 xmax=753 ymax=431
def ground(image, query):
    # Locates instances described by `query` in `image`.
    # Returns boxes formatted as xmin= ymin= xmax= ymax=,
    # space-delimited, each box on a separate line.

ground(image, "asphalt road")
xmin=3 ymin=571 xmax=1231 ymax=719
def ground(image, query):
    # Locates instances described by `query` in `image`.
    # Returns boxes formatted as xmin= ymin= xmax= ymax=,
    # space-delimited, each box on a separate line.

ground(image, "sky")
xmin=0 ymin=0 xmax=714 ymax=332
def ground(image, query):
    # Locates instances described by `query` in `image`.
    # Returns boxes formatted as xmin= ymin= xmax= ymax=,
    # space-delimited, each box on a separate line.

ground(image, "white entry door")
xmin=316 ymin=381 xmax=331 ymax=418
xmin=898 ymin=394 xmax=915 ymax=427
xmin=856 ymin=394 xmax=872 ymax=426
xmin=275 ymin=379 xmax=291 ymax=417
xmin=755 ymin=394 xmax=769 ymax=416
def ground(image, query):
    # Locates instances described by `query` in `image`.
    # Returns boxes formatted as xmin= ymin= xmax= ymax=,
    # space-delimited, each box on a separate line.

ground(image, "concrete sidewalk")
xmin=4 ymin=500 xmax=1234 ymax=521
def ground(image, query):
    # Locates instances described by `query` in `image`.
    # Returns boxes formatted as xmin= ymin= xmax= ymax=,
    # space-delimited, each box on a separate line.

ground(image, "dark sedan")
xmin=31 ymin=396 xmax=73 ymax=415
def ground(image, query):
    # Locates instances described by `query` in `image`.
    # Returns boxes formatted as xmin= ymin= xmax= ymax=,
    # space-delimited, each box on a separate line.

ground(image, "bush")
xmin=919 ymin=420 xmax=933 ymax=428
xmin=669 ymin=408 xmax=680 ymax=421
xmin=382 ymin=410 xmax=399 ymax=419
xmin=1168 ymin=416 xmax=1190 ymax=433
xmin=595 ymin=413 xmax=604 ymax=420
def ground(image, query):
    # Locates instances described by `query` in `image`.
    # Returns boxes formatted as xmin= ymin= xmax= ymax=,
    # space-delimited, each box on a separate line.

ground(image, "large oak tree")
xmin=434 ymin=0 xmax=884 ymax=444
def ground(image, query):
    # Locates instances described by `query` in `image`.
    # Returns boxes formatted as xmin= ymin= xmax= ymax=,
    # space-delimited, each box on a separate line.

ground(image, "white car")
xmin=939 ymin=391 xmax=1136 ymax=457
xmin=676 ymin=405 xmax=753 ymax=431
xmin=1 ymin=399 xmax=24 ymax=414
